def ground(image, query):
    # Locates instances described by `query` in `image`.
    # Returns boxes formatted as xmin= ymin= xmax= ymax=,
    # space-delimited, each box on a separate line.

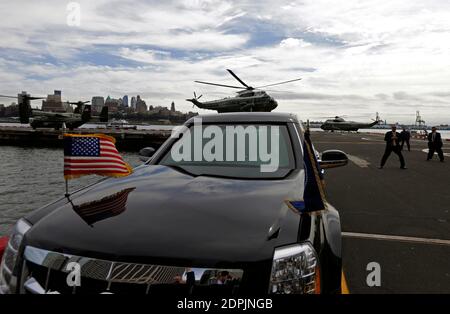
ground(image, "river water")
xmin=0 ymin=146 xmax=141 ymax=236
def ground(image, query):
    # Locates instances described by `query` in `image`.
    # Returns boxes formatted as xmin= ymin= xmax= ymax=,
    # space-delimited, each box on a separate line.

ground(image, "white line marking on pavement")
xmin=422 ymin=148 xmax=450 ymax=157
xmin=342 ymin=232 xmax=450 ymax=246
xmin=347 ymin=154 xmax=371 ymax=168
xmin=421 ymin=148 xmax=450 ymax=157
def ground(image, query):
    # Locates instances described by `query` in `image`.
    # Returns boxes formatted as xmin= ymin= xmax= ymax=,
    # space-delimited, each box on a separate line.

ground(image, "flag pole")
xmin=62 ymin=122 xmax=70 ymax=197
xmin=65 ymin=180 xmax=69 ymax=197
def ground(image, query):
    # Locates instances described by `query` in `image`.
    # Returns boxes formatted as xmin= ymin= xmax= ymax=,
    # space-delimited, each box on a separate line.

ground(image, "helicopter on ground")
xmin=0 ymin=92 xmax=108 ymax=130
xmin=320 ymin=115 xmax=380 ymax=132
xmin=186 ymin=69 xmax=302 ymax=113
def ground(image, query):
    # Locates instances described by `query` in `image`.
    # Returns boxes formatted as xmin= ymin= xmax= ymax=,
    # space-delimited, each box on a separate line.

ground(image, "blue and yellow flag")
xmin=302 ymin=130 xmax=326 ymax=212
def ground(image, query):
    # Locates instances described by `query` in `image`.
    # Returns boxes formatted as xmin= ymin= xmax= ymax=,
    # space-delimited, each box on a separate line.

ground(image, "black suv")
xmin=0 ymin=112 xmax=348 ymax=294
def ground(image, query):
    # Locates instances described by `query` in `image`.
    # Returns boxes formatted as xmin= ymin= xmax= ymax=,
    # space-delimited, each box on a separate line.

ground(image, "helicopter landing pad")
xmin=312 ymin=131 xmax=450 ymax=293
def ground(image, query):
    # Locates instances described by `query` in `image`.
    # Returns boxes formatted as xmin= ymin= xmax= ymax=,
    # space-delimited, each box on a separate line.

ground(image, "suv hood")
xmin=25 ymin=165 xmax=305 ymax=267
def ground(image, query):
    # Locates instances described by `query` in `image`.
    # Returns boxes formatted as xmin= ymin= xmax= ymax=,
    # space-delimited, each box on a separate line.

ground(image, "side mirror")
xmin=319 ymin=150 xmax=348 ymax=169
xmin=139 ymin=147 xmax=156 ymax=162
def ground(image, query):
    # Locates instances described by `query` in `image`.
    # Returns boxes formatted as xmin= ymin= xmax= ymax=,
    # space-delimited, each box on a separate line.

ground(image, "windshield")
xmin=158 ymin=123 xmax=297 ymax=179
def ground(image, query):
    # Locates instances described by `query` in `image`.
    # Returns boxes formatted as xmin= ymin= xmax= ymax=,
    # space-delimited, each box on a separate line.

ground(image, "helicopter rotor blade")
xmin=197 ymin=94 xmax=203 ymax=100
xmin=194 ymin=81 xmax=246 ymax=89
xmin=384 ymin=113 xmax=417 ymax=116
xmin=0 ymin=94 xmax=45 ymax=100
xmin=258 ymin=89 xmax=297 ymax=93
xmin=318 ymin=115 xmax=349 ymax=119
xmin=226 ymin=69 xmax=250 ymax=89
xmin=254 ymin=78 xmax=302 ymax=89
xmin=69 ymin=101 xmax=90 ymax=105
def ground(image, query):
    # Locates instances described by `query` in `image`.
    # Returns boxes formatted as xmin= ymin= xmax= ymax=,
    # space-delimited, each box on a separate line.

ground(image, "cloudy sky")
xmin=1 ymin=0 xmax=450 ymax=124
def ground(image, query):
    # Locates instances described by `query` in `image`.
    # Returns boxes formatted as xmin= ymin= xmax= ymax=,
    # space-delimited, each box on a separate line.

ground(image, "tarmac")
xmin=312 ymin=131 xmax=450 ymax=293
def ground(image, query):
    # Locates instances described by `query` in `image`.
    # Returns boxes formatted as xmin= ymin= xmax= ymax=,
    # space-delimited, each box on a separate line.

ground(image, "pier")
xmin=0 ymin=125 xmax=172 ymax=151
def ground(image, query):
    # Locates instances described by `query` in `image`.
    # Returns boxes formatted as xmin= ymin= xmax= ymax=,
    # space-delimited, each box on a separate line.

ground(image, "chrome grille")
xmin=21 ymin=246 xmax=243 ymax=294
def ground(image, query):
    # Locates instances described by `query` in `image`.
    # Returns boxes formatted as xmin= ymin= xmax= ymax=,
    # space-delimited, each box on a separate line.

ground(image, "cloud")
xmin=279 ymin=38 xmax=311 ymax=48
xmin=0 ymin=0 xmax=449 ymax=124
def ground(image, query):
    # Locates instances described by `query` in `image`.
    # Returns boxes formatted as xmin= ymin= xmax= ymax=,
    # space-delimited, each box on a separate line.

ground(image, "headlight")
xmin=269 ymin=242 xmax=320 ymax=294
xmin=0 ymin=219 xmax=31 ymax=294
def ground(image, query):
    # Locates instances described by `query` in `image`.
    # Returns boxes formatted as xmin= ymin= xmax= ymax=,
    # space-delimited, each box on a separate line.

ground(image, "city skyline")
xmin=0 ymin=91 xmax=185 ymax=112
xmin=1 ymin=1 xmax=450 ymax=124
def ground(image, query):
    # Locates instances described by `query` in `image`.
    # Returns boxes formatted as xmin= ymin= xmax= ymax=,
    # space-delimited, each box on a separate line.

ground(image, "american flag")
xmin=64 ymin=134 xmax=132 ymax=179
xmin=72 ymin=188 xmax=135 ymax=225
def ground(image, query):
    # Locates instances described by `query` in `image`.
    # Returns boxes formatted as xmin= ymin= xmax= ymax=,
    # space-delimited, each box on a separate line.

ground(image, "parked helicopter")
xmin=320 ymin=115 xmax=380 ymax=132
xmin=186 ymin=69 xmax=302 ymax=112
xmin=0 ymin=92 xmax=108 ymax=130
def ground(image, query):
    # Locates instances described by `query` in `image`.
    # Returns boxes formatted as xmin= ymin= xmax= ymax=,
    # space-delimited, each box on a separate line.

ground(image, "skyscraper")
xmin=170 ymin=101 xmax=175 ymax=112
xmin=130 ymin=96 xmax=136 ymax=110
xmin=122 ymin=95 xmax=129 ymax=107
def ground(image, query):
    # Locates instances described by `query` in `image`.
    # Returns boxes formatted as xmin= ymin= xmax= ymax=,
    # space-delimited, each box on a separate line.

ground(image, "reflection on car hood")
xmin=25 ymin=165 xmax=305 ymax=267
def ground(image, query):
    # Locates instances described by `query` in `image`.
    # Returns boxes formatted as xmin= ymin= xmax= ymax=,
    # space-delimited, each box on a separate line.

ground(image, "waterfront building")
xmin=170 ymin=101 xmax=175 ymax=112
xmin=136 ymin=95 xmax=147 ymax=113
xmin=4 ymin=103 xmax=19 ymax=116
xmin=105 ymin=96 xmax=122 ymax=113
xmin=41 ymin=90 xmax=70 ymax=112
xmin=91 ymin=96 xmax=105 ymax=113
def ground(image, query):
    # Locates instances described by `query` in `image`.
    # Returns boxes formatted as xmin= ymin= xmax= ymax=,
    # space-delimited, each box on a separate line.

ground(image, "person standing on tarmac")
xmin=400 ymin=127 xmax=411 ymax=151
xmin=379 ymin=125 xmax=406 ymax=169
xmin=427 ymin=127 xmax=445 ymax=162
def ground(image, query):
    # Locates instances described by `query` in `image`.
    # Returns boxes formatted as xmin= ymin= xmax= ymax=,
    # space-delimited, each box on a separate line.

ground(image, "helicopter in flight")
xmin=0 ymin=92 xmax=108 ymax=130
xmin=186 ymin=69 xmax=302 ymax=113
xmin=320 ymin=115 xmax=380 ymax=132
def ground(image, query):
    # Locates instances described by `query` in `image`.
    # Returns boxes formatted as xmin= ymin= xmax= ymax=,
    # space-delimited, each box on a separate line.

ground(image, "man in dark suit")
xmin=379 ymin=125 xmax=406 ymax=169
xmin=427 ymin=127 xmax=444 ymax=162
xmin=400 ymin=127 xmax=411 ymax=151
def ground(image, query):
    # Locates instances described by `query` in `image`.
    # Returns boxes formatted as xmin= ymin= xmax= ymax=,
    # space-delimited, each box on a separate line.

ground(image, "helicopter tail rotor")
xmin=193 ymin=92 xmax=202 ymax=100
xmin=70 ymin=101 xmax=90 ymax=114
xmin=186 ymin=92 xmax=203 ymax=108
